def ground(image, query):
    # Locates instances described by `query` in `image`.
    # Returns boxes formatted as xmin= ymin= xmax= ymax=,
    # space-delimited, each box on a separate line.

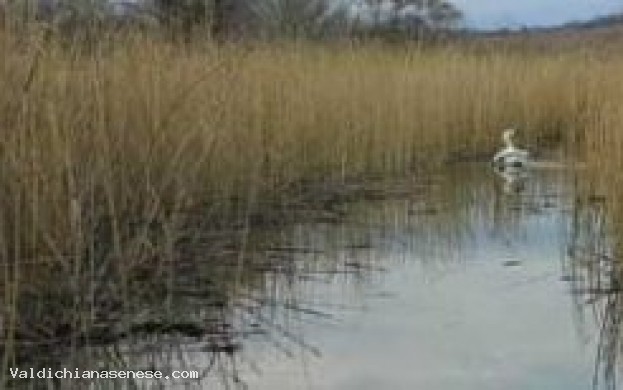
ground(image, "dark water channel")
xmin=10 ymin=164 xmax=621 ymax=390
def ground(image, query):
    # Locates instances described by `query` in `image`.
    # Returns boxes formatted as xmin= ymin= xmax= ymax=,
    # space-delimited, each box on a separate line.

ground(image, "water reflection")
xmin=493 ymin=164 xmax=529 ymax=194
xmin=228 ymin=165 xmax=590 ymax=390
xmin=565 ymin=189 xmax=622 ymax=390
xmin=4 ymin=164 xmax=623 ymax=389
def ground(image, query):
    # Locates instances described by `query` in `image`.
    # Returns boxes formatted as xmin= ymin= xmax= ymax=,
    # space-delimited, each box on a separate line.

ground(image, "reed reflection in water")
xmin=5 ymin=164 xmax=623 ymax=390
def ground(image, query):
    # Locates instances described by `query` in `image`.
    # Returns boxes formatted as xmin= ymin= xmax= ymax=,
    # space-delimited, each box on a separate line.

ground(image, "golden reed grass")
xmin=3 ymin=26 xmax=623 ymax=383
xmin=0 ymin=27 xmax=621 ymax=266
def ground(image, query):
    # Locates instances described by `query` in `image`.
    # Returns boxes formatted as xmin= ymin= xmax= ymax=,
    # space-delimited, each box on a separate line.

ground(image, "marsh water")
xmin=11 ymin=164 xmax=622 ymax=390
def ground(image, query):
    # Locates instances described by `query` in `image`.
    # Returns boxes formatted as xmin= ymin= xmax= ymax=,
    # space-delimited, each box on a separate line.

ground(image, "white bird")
xmin=492 ymin=129 xmax=530 ymax=169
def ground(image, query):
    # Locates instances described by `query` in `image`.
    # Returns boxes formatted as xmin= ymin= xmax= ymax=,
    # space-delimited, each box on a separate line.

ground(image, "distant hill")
xmin=550 ymin=13 xmax=623 ymax=31
xmin=461 ymin=13 xmax=623 ymax=36
xmin=456 ymin=13 xmax=623 ymax=52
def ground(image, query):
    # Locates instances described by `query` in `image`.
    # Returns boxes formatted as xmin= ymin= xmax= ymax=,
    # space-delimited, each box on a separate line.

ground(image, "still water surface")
xmin=235 ymin=165 xmax=601 ymax=390
xmin=155 ymin=165 xmax=609 ymax=389
xmin=25 ymin=164 xmax=617 ymax=390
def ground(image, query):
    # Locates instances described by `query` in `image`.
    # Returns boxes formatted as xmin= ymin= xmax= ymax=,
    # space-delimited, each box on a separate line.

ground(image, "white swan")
xmin=492 ymin=129 xmax=529 ymax=169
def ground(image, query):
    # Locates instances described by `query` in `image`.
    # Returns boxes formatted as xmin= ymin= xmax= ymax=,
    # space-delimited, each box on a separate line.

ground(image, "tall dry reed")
xmin=0 ymin=29 xmax=620 ymax=262
xmin=2 ymin=29 xmax=623 ymax=362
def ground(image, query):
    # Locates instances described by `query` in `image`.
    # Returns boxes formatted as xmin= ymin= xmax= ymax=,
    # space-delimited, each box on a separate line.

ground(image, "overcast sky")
xmin=451 ymin=0 xmax=623 ymax=29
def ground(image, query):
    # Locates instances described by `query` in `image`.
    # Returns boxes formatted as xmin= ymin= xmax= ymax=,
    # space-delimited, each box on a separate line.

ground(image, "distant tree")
xmin=244 ymin=0 xmax=348 ymax=38
xmin=148 ymin=0 xmax=462 ymax=39
xmin=349 ymin=0 xmax=462 ymax=36
xmin=1 ymin=0 xmax=155 ymax=27
xmin=153 ymin=0 xmax=229 ymax=37
xmin=427 ymin=0 xmax=462 ymax=29
xmin=149 ymin=0 xmax=462 ymax=39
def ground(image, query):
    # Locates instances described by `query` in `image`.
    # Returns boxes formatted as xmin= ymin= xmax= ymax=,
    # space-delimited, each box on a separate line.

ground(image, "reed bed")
xmin=3 ymin=26 xmax=623 ymax=383
xmin=1 ymin=30 xmax=616 ymax=256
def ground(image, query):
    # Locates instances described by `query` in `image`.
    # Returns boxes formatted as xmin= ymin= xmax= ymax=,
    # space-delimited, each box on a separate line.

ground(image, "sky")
xmin=450 ymin=0 xmax=623 ymax=29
